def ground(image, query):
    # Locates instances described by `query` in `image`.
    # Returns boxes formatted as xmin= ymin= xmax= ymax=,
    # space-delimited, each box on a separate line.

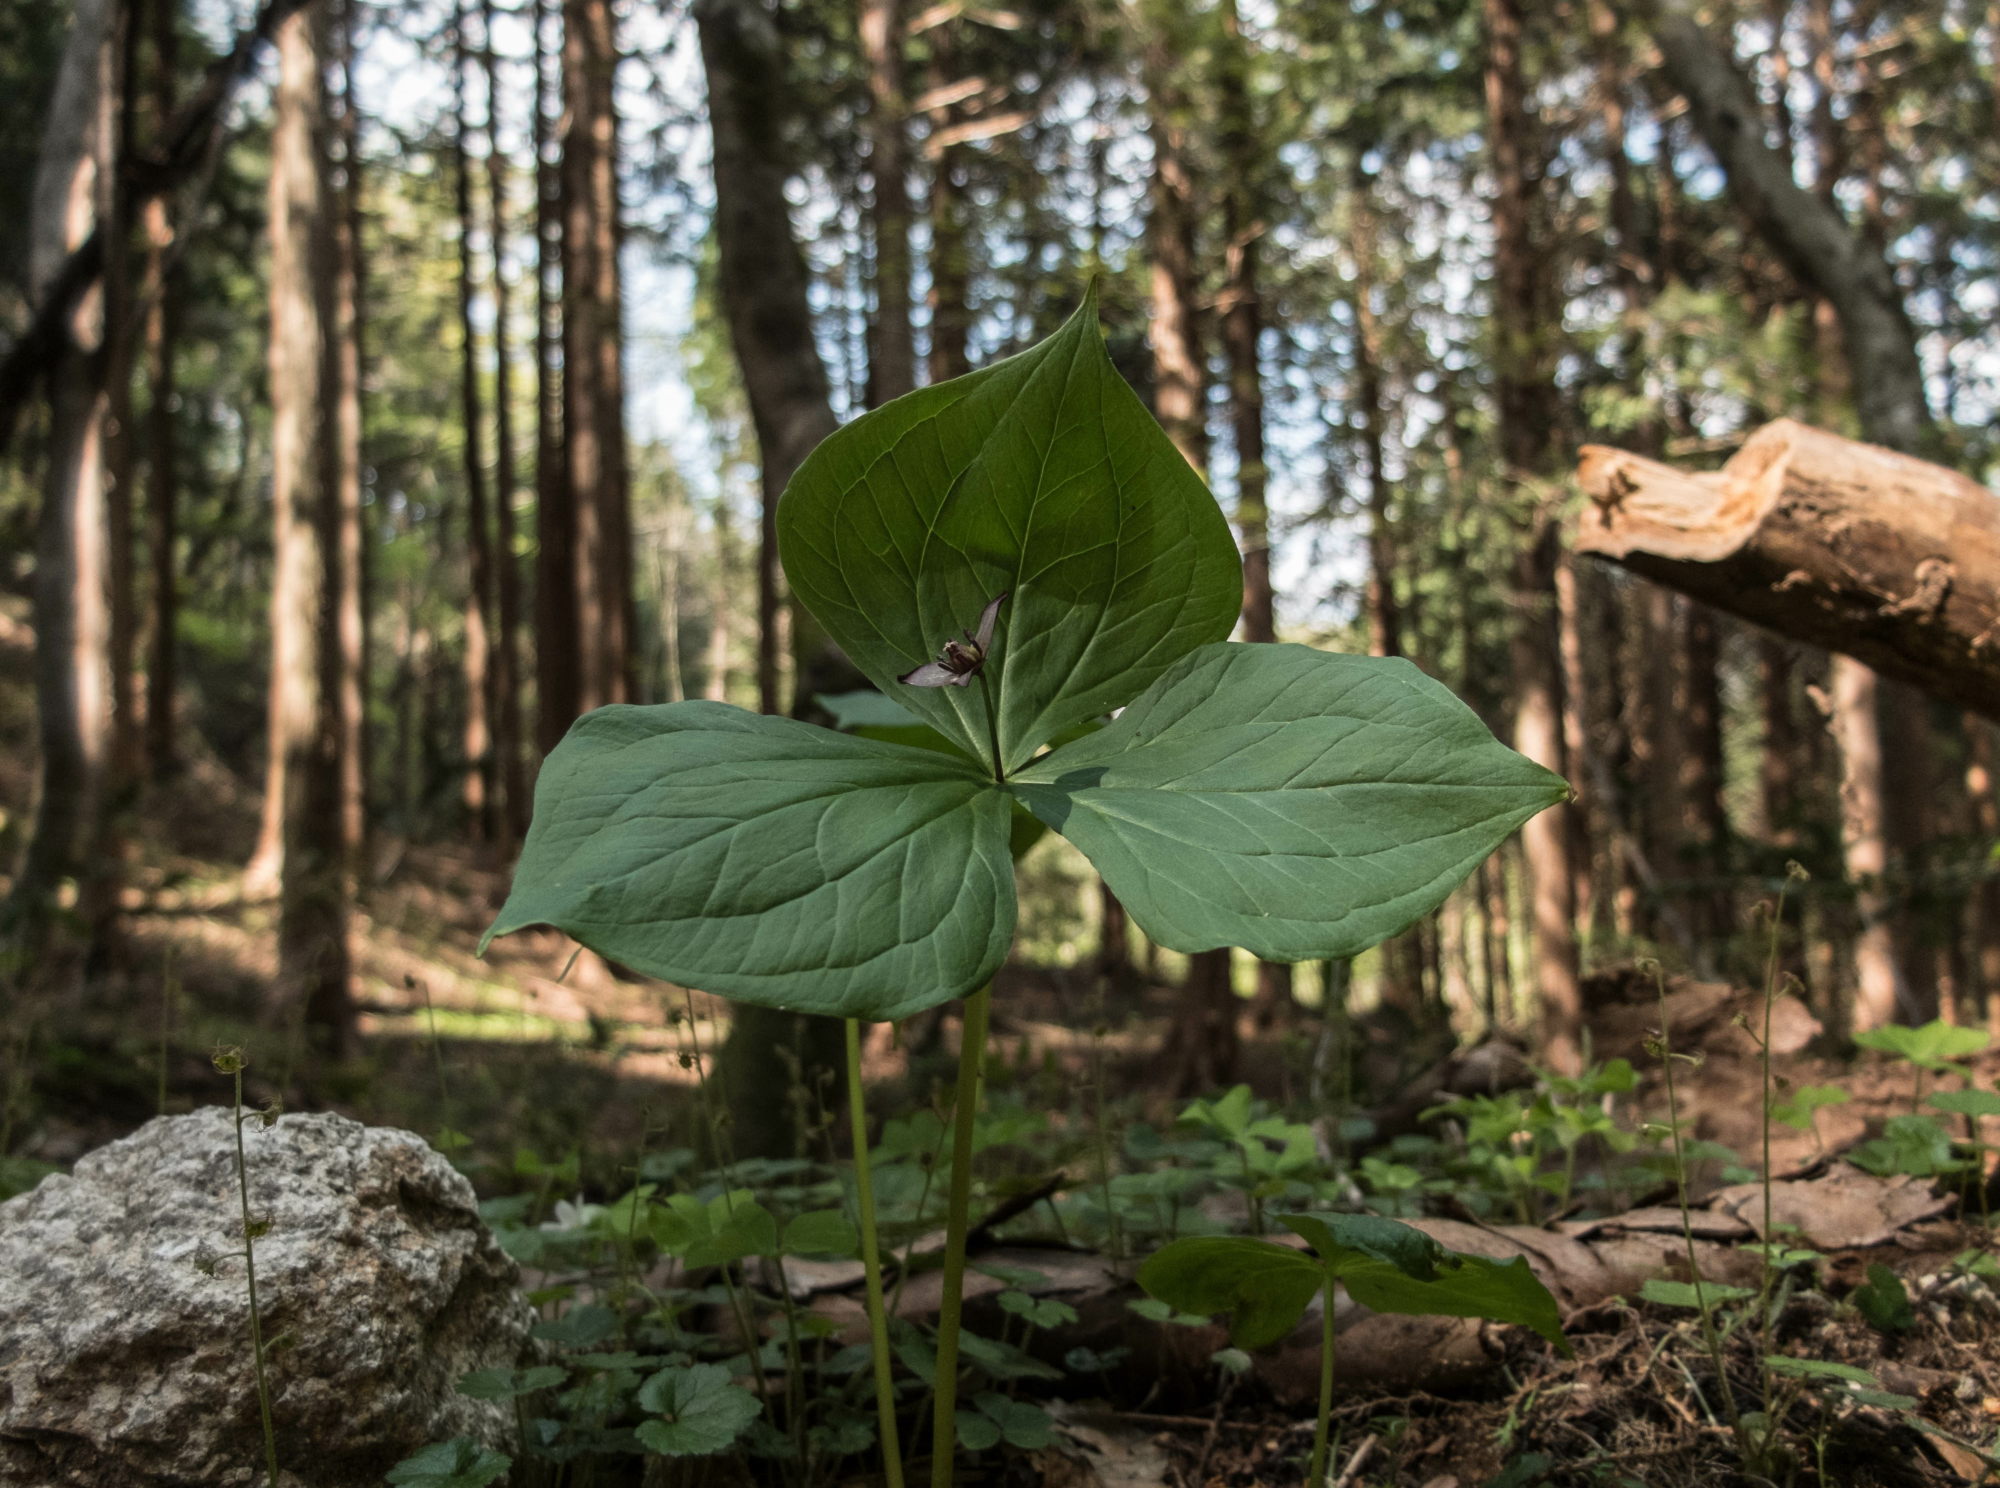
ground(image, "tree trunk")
xmin=1966 ymin=723 xmax=2000 ymax=1032
xmin=266 ymin=0 xmax=353 ymax=1051
xmin=141 ymin=0 xmax=180 ymax=782
xmin=455 ymin=2 xmax=496 ymax=844
xmin=1831 ymin=654 xmax=1904 ymax=1032
xmin=532 ymin=0 xmax=576 ymax=756
xmin=1574 ymin=423 xmax=2000 ymax=723
xmin=560 ymin=0 xmax=630 ymax=719
xmin=695 ymin=0 xmax=849 ymax=1159
xmin=333 ymin=0 xmax=369 ymax=874
xmin=1138 ymin=8 xmax=1237 ymax=1089
xmin=1483 ymin=0 xmax=1582 ymax=1073
xmin=924 ymin=15 xmax=970 ymax=385
xmin=8 ymin=0 xmax=119 ymax=953
xmin=484 ymin=0 xmax=527 ymax=847
xmin=1214 ymin=0 xmax=1292 ymax=1022
xmin=861 ymin=0 xmax=914 ymax=405
xmin=1350 ymin=168 xmax=1400 ymax=663
xmin=1679 ymin=599 xmax=1728 ymax=952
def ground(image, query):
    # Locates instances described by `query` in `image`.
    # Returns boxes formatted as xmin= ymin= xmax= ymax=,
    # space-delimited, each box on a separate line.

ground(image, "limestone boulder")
xmin=0 ymin=1107 xmax=536 ymax=1487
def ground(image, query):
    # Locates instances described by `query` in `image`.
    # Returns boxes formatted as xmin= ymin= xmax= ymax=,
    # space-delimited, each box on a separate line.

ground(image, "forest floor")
xmin=3 ymin=608 xmax=1999 ymax=1486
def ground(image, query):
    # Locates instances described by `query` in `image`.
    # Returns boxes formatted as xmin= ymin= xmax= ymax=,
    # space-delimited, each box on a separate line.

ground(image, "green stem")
xmin=976 ymin=671 xmax=1005 ymax=781
xmin=930 ymin=985 xmax=991 ymax=1488
xmin=1656 ymin=974 xmax=1742 ymax=1436
xmin=1308 ymin=1272 xmax=1337 ymax=1486
xmin=848 ymin=1019 xmax=907 ymax=1488
xmin=232 ymin=1069 xmax=281 ymax=1488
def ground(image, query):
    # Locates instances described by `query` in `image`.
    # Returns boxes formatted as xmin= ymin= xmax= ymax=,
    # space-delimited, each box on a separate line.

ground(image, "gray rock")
xmin=0 ymin=1108 xmax=537 ymax=1487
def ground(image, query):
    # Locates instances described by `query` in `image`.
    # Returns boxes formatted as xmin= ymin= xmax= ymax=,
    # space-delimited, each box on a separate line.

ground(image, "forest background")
xmin=2 ymin=0 xmax=2000 ymax=1163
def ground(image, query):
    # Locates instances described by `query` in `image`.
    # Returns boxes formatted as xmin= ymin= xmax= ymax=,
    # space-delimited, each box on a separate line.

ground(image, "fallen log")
xmin=1575 ymin=419 xmax=2000 ymax=722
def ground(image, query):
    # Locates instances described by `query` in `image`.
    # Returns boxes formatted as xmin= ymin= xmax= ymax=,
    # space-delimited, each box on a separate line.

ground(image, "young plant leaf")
xmin=1638 ymin=1278 xmax=1754 ymax=1309
xmin=1850 ymin=1115 xmax=1962 ymax=1177
xmin=1852 ymin=1263 xmax=1916 ymax=1333
xmin=1853 ymin=1019 xmax=1991 ymax=1071
xmin=483 ymin=702 xmax=1015 ymax=1020
xmin=1771 ymin=1084 xmax=1849 ymax=1130
xmin=777 ymin=288 xmax=1243 ymax=774
xmin=1011 ymin=644 xmax=1569 ymax=961
xmin=781 ymin=1209 xmax=859 ymax=1257
xmin=1929 ymin=1088 xmax=2000 ymax=1118
xmin=385 ymin=1440 xmax=512 ymax=1488
xmin=635 ymin=1362 xmax=763 ymax=1456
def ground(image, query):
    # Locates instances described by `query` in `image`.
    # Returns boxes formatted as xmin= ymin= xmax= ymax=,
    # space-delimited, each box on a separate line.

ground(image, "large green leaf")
xmin=777 ymin=289 xmax=1242 ymax=775
xmin=482 ymin=702 xmax=1014 ymax=1019
xmin=1275 ymin=1212 xmax=1447 ymax=1282
xmin=1135 ymin=1236 xmax=1325 ymax=1350
xmin=1011 ymin=643 xmax=1569 ymax=961
xmin=1139 ymin=1213 xmax=1570 ymax=1354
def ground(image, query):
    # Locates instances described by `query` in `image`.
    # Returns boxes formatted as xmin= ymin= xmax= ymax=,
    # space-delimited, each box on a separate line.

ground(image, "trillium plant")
xmin=485 ymin=289 xmax=1569 ymax=1486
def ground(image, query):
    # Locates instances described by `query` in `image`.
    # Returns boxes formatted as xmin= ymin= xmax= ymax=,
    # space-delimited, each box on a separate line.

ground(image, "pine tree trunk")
xmin=456 ymin=2 xmax=496 ymax=844
xmin=695 ymin=0 xmax=850 ymax=1159
xmin=267 ymin=0 xmax=353 ymax=1051
xmin=9 ymin=0 xmax=119 ymax=952
xmin=1482 ymin=0 xmax=1582 ymax=1072
xmin=924 ymin=15 xmax=969 ymax=385
xmin=1139 ymin=13 xmax=1237 ymax=1089
xmin=860 ymin=0 xmax=914 ymax=404
xmin=333 ymin=0 xmax=369 ymax=874
xmin=141 ymin=0 xmax=180 ymax=782
xmin=560 ymin=0 xmax=630 ymax=717
xmin=483 ymin=0 xmax=527 ymax=846
xmin=532 ymin=0 xmax=576 ymax=755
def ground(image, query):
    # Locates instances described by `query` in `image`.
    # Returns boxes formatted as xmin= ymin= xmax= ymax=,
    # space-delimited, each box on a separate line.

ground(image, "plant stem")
xmin=231 ymin=1068 xmax=282 ymax=1488
xmin=929 ymin=984 xmax=991 ymax=1488
xmin=1308 ymin=1272 xmax=1337 ymax=1486
xmin=1655 ymin=972 xmax=1741 ymax=1437
xmin=848 ymin=1019 xmax=907 ymax=1488
xmin=976 ymin=671 xmax=1004 ymax=781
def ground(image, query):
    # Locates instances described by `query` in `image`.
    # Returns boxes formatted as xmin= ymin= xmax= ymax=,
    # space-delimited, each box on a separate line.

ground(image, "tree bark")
xmin=1483 ymin=0 xmax=1582 ymax=1073
xmin=923 ymin=15 xmax=970 ymax=385
xmin=265 ymin=0 xmax=353 ymax=1050
xmin=483 ymin=0 xmax=527 ymax=846
xmin=142 ymin=0 xmax=180 ymax=782
xmin=1213 ymin=0 xmax=1292 ymax=1021
xmin=1575 ymin=422 xmax=2000 ymax=723
xmin=1138 ymin=6 xmax=1238 ymax=1089
xmin=455 ymin=1 xmax=496 ymax=844
xmin=332 ymin=0 xmax=369 ymax=874
xmin=559 ymin=0 xmax=631 ymax=719
xmin=696 ymin=0 xmax=849 ymax=1159
xmin=532 ymin=0 xmax=574 ymax=757
xmin=9 ymin=0 xmax=120 ymax=953
xmin=860 ymin=0 xmax=915 ymax=405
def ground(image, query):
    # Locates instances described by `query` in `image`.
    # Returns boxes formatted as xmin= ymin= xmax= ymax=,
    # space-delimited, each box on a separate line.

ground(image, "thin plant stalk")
xmin=847 ymin=1018 xmax=906 ymax=1488
xmin=1755 ymin=871 xmax=1800 ymax=1392
xmin=1307 ymin=1272 xmax=1337 ymax=1486
xmin=1653 ymin=970 xmax=1742 ymax=1436
xmin=929 ymin=984 xmax=992 ymax=1488
xmin=221 ymin=1055 xmax=282 ymax=1488
xmin=976 ymin=671 xmax=1005 ymax=781
xmin=682 ymin=990 xmax=776 ymax=1422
